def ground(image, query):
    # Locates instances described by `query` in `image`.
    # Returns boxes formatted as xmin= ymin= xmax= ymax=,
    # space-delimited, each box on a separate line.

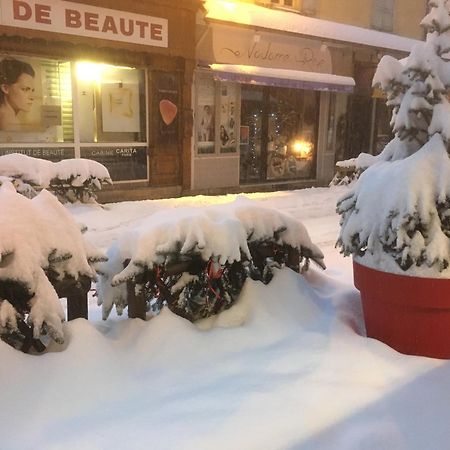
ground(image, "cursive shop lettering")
xmin=221 ymin=42 xmax=326 ymax=70
xmin=247 ymin=42 xmax=290 ymax=63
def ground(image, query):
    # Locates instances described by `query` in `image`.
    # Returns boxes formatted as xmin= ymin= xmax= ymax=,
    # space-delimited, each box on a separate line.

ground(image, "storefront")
xmin=0 ymin=0 xmax=200 ymax=201
xmin=193 ymin=1 xmax=419 ymax=193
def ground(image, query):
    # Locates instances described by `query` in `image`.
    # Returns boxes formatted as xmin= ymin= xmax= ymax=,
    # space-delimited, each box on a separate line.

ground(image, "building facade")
xmin=0 ymin=0 xmax=427 ymax=200
xmin=0 ymin=0 xmax=200 ymax=201
xmin=192 ymin=0 xmax=426 ymax=194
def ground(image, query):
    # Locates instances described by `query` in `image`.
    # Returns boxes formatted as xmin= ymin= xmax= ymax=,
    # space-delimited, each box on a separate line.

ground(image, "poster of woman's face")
xmin=0 ymin=56 xmax=41 ymax=132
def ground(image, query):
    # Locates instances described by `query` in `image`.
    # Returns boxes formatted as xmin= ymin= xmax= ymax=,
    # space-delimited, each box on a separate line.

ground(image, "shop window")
xmin=372 ymin=0 xmax=394 ymax=32
xmin=266 ymin=88 xmax=318 ymax=180
xmin=327 ymin=93 xmax=349 ymax=163
xmin=0 ymin=56 xmax=149 ymax=181
xmin=240 ymin=87 xmax=264 ymax=182
xmin=196 ymin=72 xmax=238 ymax=156
xmin=0 ymin=55 xmax=73 ymax=145
xmin=75 ymin=62 xmax=146 ymax=144
xmin=240 ymin=85 xmax=318 ymax=184
xmin=269 ymin=0 xmax=297 ymax=9
xmin=75 ymin=62 xmax=148 ymax=182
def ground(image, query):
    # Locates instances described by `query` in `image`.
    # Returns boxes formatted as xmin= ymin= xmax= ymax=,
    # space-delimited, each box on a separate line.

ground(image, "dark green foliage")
xmin=49 ymin=175 xmax=110 ymax=204
xmin=125 ymin=240 xmax=312 ymax=323
xmin=0 ymin=279 xmax=46 ymax=353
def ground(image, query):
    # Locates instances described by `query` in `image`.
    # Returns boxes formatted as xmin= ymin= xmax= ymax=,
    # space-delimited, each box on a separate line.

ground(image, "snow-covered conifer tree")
xmin=337 ymin=0 xmax=450 ymax=275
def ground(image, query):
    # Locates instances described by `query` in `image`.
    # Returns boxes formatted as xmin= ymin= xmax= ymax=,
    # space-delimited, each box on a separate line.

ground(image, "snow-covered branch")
xmin=0 ymin=153 xmax=112 ymax=203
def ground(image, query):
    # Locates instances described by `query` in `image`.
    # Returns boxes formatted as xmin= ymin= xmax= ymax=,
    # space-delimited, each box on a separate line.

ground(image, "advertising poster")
xmin=197 ymin=77 xmax=215 ymax=155
xmin=0 ymin=54 xmax=65 ymax=144
xmin=101 ymin=82 xmax=140 ymax=133
xmin=219 ymin=83 xmax=237 ymax=154
xmin=0 ymin=55 xmax=43 ymax=133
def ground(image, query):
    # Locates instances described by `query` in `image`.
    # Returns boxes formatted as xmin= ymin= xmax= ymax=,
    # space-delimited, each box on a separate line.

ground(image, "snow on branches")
xmin=337 ymin=0 xmax=450 ymax=276
xmin=0 ymin=153 xmax=112 ymax=203
xmin=0 ymin=182 xmax=106 ymax=345
xmin=98 ymin=197 xmax=325 ymax=321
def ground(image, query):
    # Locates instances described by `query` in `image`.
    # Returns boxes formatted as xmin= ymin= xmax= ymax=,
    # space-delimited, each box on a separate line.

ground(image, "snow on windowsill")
xmin=210 ymin=63 xmax=355 ymax=86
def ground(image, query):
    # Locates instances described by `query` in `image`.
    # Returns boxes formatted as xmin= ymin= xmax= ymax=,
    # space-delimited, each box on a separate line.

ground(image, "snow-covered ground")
xmin=2 ymin=186 xmax=449 ymax=450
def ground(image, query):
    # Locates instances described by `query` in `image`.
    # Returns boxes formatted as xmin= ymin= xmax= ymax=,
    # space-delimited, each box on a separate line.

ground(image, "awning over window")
xmin=209 ymin=64 xmax=355 ymax=93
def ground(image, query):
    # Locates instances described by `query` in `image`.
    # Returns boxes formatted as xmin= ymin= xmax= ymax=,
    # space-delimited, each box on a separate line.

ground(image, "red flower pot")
xmin=353 ymin=260 xmax=450 ymax=359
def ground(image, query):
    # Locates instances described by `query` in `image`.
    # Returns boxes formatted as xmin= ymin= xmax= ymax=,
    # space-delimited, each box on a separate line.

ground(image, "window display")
xmin=266 ymin=88 xmax=317 ymax=180
xmin=0 ymin=55 xmax=72 ymax=143
xmin=0 ymin=55 xmax=150 ymax=182
xmin=76 ymin=62 xmax=146 ymax=143
xmin=196 ymin=74 xmax=239 ymax=155
xmin=240 ymin=85 xmax=318 ymax=183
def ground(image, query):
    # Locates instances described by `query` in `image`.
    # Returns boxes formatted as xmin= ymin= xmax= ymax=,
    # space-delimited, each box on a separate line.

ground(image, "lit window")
xmin=75 ymin=61 xmax=146 ymax=143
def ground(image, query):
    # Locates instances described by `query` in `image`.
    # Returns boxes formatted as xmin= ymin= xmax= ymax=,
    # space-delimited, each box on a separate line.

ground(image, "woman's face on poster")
xmin=1 ymin=73 xmax=35 ymax=113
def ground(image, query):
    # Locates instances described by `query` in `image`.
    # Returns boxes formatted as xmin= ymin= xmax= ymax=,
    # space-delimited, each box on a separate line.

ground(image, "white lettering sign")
xmin=0 ymin=0 xmax=168 ymax=47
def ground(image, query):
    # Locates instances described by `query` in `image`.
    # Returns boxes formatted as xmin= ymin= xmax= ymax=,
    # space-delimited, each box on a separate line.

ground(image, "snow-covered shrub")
xmin=0 ymin=153 xmax=112 ymax=203
xmin=0 ymin=181 xmax=106 ymax=351
xmin=98 ymin=197 xmax=325 ymax=322
xmin=0 ymin=175 xmax=37 ymax=198
xmin=337 ymin=0 xmax=450 ymax=276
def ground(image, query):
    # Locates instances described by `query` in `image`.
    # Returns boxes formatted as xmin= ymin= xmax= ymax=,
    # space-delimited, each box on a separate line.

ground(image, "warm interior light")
xmin=222 ymin=1 xmax=237 ymax=12
xmin=76 ymin=62 xmax=104 ymax=83
xmin=75 ymin=62 xmax=134 ymax=83
xmin=291 ymin=140 xmax=313 ymax=158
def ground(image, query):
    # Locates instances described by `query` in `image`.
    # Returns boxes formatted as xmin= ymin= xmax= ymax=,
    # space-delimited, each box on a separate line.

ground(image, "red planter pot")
xmin=353 ymin=260 xmax=450 ymax=359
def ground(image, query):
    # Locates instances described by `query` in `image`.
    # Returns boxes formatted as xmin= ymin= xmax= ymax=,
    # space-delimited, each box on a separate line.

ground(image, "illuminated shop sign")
xmin=0 ymin=0 xmax=168 ymax=47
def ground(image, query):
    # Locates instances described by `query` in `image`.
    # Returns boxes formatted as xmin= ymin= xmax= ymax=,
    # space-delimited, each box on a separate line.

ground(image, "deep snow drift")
xmin=1 ymin=186 xmax=450 ymax=450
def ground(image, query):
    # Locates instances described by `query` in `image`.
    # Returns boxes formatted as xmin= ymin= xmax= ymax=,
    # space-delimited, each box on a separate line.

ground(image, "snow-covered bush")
xmin=337 ymin=0 xmax=450 ymax=276
xmin=0 ymin=181 xmax=106 ymax=351
xmin=98 ymin=197 xmax=325 ymax=322
xmin=0 ymin=153 xmax=112 ymax=203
